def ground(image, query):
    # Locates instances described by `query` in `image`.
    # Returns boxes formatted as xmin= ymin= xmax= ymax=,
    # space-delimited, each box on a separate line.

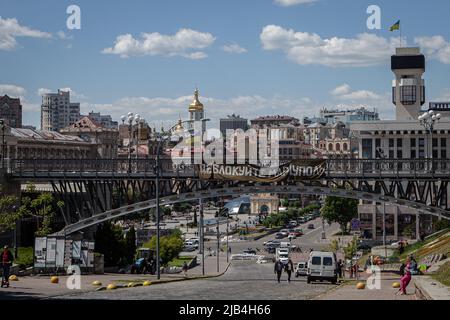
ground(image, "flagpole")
xmin=400 ymin=22 xmax=402 ymax=47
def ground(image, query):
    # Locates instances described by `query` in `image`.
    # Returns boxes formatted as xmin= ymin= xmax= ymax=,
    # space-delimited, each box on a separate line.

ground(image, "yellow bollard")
xmin=356 ymin=282 xmax=365 ymax=289
xmin=392 ymin=282 xmax=401 ymax=288
xmin=92 ymin=280 xmax=102 ymax=286
xmin=143 ymin=281 xmax=152 ymax=286
xmin=9 ymin=275 xmax=18 ymax=281
xmin=127 ymin=282 xmax=137 ymax=288
xmin=50 ymin=276 xmax=59 ymax=284
xmin=106 ymin=283 xmax=117 ymax=290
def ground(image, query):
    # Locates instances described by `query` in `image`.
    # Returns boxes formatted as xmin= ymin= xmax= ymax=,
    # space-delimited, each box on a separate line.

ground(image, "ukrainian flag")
xmin=390 ymin=20 xmax=400 ymax=32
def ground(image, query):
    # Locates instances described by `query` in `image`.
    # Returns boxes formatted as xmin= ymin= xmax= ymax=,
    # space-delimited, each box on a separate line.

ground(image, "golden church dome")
xmin=188 ymin=88 xmax=204 ymax=112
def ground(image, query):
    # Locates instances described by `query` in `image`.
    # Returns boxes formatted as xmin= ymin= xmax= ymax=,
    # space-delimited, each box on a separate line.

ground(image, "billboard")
xmin=34 ymin=237 xmax=47 ymax=268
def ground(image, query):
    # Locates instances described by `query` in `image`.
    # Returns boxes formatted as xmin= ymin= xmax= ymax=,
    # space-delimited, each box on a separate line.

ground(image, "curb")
xmin=414 ymin=281 xmax=432 ymax=300
xmin=96 ymin=262 xmax=232 ymax=292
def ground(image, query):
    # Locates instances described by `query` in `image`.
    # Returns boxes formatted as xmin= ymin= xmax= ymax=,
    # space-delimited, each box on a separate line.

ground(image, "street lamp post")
xmin=199 ymin=198 xmax=205 ymax=276
xmin=0 ymin=119 xmax=6 ymax=169
xmin=153 ymin=118 xmax=208 ymax=279
xmin=226 ymin=213 xmax=230 ymax=263
xmin=418 ymin=110 xmax=441 ymax=163
xmin=216 ymin=217 xmax=220 ymax=273
xmin=121 ymin=113 xmax=143 ymax=173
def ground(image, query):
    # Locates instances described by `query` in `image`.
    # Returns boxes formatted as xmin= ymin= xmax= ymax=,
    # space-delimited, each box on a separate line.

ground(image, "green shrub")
xmin=15 ymin=247 xmax=34 ymax=269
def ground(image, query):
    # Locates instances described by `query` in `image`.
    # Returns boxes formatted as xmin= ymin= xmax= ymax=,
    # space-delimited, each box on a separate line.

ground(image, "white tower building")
xmin=391 ymin=47 xmax=426 ymax=120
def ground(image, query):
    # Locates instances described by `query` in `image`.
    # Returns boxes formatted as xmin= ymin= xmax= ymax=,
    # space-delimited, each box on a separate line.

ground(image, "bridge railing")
xmin=326 ymin=158 xmax=449 ymax=176
xmin=7 ymin=158 xmax=450 ymax=178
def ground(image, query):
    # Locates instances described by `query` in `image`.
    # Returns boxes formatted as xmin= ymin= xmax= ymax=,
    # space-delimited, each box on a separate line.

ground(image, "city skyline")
xmin=1 ymin=0 xmax=450 ymax=129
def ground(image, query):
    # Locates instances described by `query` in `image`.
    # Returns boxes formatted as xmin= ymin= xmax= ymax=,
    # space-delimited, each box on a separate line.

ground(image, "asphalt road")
xmin=52 ymin=261 xmax=336 ymax=300
xmin=51 ymin=218 xmax=340 ymax=300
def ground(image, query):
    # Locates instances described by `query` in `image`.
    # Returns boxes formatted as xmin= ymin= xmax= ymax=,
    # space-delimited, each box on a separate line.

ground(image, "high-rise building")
xmin=0 ymin=95 xmax=22 ymax=128
xmin=86 ymin=111 xmax=118 ymax=129
xmin=41 ymin=90 xmax=81 ymax=131
xmin=219 ymin=114 xmax=248 ymax=137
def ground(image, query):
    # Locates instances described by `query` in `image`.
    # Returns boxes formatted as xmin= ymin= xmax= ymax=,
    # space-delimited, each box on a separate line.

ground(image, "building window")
xmin=397 ymin=150 xmax=402 ymax=159
xmin=389 ymin=150 xmax=394 ymax=159
xmin=441 ymin=149 xmax=447 ymax=159
xmin=441 ymin=138 xmax=446 ymax=148
xmin=433 ymin=138 xmax=438 ymax=148
xmin=419 ymin=138 xmax=425 ymax=148
xmin=362 ymin=139 xmax=373 ymax=159
xmin=400 ymin=85 xmax=417 ymax=105
xmin=397 ymin=138 xmax=402 ymax=148
xmin=375 ymin=139 xmax=381 ymax=148
xmin=343 ymin=143 xmax=348 ymax=151
xmin=389 ymin=139 xmax=394 ymax=148
xmin=433 ymin=150 xmax=438 ymax=159
xmin=410 ymin=138 xmax=416 ymax=148
xmin=410 ymin=150 xmax=416 ymax=159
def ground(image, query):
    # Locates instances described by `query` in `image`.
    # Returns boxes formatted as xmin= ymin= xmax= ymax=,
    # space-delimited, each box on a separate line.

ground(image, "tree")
xmin=343 ymin=236 xmax=359 ymax=259
xmin=0 ymin=195 xmax=19 ymax=231
xmin=321 ymin=196 xmax=358 ymax=234
xmin=143 ymin=229 xmax=184 ymax=265
xmin=0 ymin=190 xmax=63 ymax=236
xmin=94 ymin=222 xmax=126 ymax=267
xmin=329 ymin=239 xmax=340 ymax=253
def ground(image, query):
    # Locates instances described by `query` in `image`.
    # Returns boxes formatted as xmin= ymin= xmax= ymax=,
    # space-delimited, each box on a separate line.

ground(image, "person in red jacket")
xmin=1 ymin=245 xmax=14 ymax=288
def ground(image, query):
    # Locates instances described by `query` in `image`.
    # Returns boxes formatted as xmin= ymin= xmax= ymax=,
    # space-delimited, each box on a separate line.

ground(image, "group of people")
xmin=274 ymin=258 xmax=294 ymax=283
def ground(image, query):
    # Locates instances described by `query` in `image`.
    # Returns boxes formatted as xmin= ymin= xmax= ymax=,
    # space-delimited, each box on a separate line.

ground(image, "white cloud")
xmin=0 ymin=84 xmax=26 ymax=97
xmin=222 ymin=43 xmax=247 ymax=54
xmin=57 ymin=30 xmax=73 ymax=40
xmin=330 ymin=84 xmax=393 ymax=119
xmin=102 ymin=28 xmax=215 ymax=59
xmin=415 ymin=36 xmax=450 ymax=64
xmin=330 ymin=84 xmax=351 ymax=96
xmin=81 ymin=93 xmax=319 ymax=129
xmin=274 ymin=0 xmax=318 ymax=6
xmin=331 ymin=84 xmax=382 ymax=101
xmin=0 ymin=16 xmax=52 ymax=50
xmin=37 ymin=88 xmax=52 ymax=96
xmin=260 ymin=25 xmax=401 ymax=67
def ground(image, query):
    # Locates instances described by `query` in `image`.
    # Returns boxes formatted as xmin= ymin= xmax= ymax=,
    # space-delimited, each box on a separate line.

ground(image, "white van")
xmin=307 ymin=251 xmax=337 ymax=284
xmin=276 ymin=248 xmax=289 ymax=264
xmin=279 ymin=242 xmax=291 ymax=249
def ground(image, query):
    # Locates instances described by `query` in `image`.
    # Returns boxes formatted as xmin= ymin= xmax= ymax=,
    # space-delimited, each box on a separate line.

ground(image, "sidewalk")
xmin=315 ymin=272 xmax=416 ymax=300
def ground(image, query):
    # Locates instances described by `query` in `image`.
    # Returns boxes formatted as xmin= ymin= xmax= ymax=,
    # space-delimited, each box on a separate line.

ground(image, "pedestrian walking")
xmin=1 ymin=245 xmax=14 ymax=288
xmin=285 ymin=258 xmax=294 ymax=283
xmin=274 ymin=259 xmax=284 ymax=283
xmin=182 ymin=261 xmax=189 ymax=277
xmin=397 ymin=257 xmax=412 ymax=295
xmin=336 ymin=259 xmax=343 ymax=278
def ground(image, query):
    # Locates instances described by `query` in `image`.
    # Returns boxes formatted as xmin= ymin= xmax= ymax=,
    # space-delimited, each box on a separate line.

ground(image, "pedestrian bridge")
xmin=2 ymin=158 xmax=449 ymax=234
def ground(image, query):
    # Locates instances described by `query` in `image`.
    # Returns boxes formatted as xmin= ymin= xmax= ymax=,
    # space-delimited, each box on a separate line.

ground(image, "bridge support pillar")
xmin=394 ymin=209 xmax=398 ymax=240
xmin=416 ymin=213 xmax=420 ymax=240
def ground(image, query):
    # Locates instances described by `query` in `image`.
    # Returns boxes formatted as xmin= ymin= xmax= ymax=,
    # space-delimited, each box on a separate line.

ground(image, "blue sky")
xmin=1 ymin=0 xmax=450 ymax=129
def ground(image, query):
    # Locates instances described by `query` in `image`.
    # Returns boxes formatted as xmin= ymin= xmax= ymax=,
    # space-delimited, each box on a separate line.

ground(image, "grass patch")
xmin=15 ymin=247 xmax=34 ymax=269
xmin=168 ymin=256 xmax=194 ymax=267
xmin=431 ymin=261 xmax=450 ymax=287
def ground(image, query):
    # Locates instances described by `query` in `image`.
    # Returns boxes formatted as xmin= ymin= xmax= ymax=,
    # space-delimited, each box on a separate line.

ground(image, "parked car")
xmin=307 ymin=251 xmax=337 ymax=284
xmin=288 ymin=232 xmax=297 ymax=240
xmin=288 ymin=220 xmax=298 ymax=228
xmin=307 ymin=224 xmax=315 ymax=230
xmin=275 ymin=232 xmax=285 ymax=239
xmin=292 ymin=228 xmax=303 ymax=237
xmin=243 ymin=248 xmax=257 ymax=255
xmin=280 ymin=229 xmax=290 ymax=236
xmin=295 ymin=262 xmax=308 ymax=277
